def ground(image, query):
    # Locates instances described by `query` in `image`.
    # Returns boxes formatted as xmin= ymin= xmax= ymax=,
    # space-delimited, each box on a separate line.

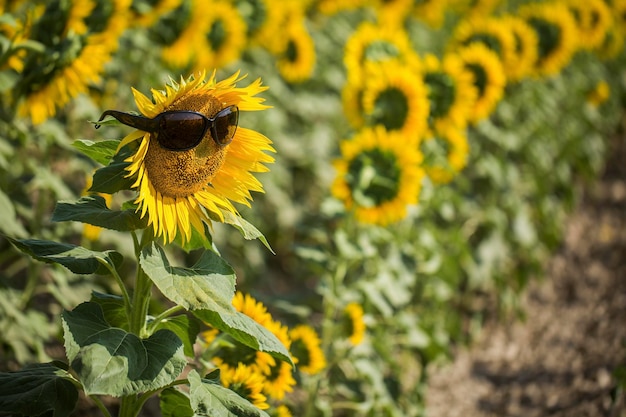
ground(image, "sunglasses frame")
xmin=95 ymin=105 xmax=239 ymax=151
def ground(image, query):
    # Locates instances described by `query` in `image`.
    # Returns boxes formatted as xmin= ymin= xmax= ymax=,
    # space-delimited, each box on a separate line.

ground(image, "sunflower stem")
xmin=129 ymin=231 xmax=154 ymax=337
xmin=148 ymin=305 xmax=185 ymax=333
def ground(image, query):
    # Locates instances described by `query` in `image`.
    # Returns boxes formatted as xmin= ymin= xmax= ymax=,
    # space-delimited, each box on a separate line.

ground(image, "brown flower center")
xmin=143 ymin=91 xmax=228 ymax=198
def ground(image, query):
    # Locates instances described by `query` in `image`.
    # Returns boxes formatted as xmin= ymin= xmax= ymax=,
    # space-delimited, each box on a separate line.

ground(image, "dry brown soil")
xmin=425 ymin=135 xmax=626 ymax=417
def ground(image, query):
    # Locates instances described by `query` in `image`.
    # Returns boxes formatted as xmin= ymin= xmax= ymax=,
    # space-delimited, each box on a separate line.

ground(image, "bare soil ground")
xmin=425 ymin=134 xmax=626 ymax=417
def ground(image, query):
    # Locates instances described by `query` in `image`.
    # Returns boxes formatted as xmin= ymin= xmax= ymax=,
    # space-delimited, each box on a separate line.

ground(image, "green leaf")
xmin=222 ymin=212 xmax=274 ymax=254
xmin=0 ymin=361 xmax=78 ymax=417
xmin=0 ymin=189 xmax=27 ymax=237
xmin=7 ymin=237 xmax=123 ymax=275
xmin=0 ymin=70 xmax=18 ymax=93
xmin=90 ymin=160 xmax=134 ymax=194
xmin=62 ymin=302 xmax=186 ymax=396
xmin=160 ymin=388 xmax=194 ymax=417
xmin=90 ymin=291 xmax=129 ymax=330
xmin=155 ymin=314 xmax=201 ymax=357
xmin=140 ymin=243 xmax=292 ymax=365
xmin=188 ymin=370 xmax=270 ymax=417
xmin=72 ymin=139 xmax=120 ymax=165
xmin=52 ymin=195 xmax=148 ymax=231
xmin=140 ymin=243 xmax=236 ymax=311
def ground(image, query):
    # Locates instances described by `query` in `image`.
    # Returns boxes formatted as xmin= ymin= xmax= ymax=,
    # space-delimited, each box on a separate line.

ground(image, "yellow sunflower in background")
xmin=499 ymin=15 xmax=538 ymax=82
xmin=86 ymin=0 xmax=132 ymax=54
xmin=422 ymin=53 xmax=476 ymax=133
xmin=421 ymin=126 xmax=469 ymax=184
xmin=411 ymin=0 xmax=449 ymax=28
xmin=587 ymin=80 xmax=610 ymax=107
xmin=360 ymin=60 xmax=430 ymax=138
xmin=289 ymin=324 xmax=327 ymax=375
xmin=613 ymin=0 xmax=626 ymax=34
xmin=596 ymin=25 xmax=625 ymax=60
xmin=16 ymin=0 xmax=114 ymax=124
xmin=456 ymin=42 xmax=506 ymax=124
xmin=519 ymin=2 xmax=578 ymax=77
xmin=565 ymin=0 xmax=612 ymax=51
xmin=132 ymin=0 xmax=183 ymax=28
xmin=316 ymin=0 xmax=367 ymax=15
xmin=332 ymin=126 xmax=424 ymax=226
xmin=157 ymin=0 xmax=206 ymax=69
xmin=220 ymin=363 xmax=270 ymax=410
xmin=0 ymin=3 xmax=40 ymax=73
xmin=273 ymin=405 xmax=293 ymax=417
xmin=373 ymin=0 xmax=413 ymax=26
xmin=194 ymin=0 xmax=247 ymax=71
xmin=258 ymin=319 xmax=296 ymax=401
xmin=449 ymin=15 xmax=517 ymax=78
xmin=276 ymin=17 xmax=316 ymax=84
xmin=343 ymin=302 xmax=366 ymax=346
xmin=113 ymin=71 xmax=274 ymax=244
xmin=449 ymin=0 xmax=501 ymax=20
xmin=344 ymin=21 xmax=420 ymax=84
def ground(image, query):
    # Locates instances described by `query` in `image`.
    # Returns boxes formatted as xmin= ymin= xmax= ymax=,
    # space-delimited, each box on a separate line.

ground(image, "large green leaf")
xmin=0 ymin=362 xmax=78 ymax=417
xmin=90 ymin=160 xmax=134 ymax=194
xmin=140 ymin=243 xmax=292 ymax=365
xmin=7 ymin=237 xmax=123 ymax=275
xmin=62 ymin=302 xmax=186 ymax=396
xmin=160 ymin=388 xmax=194 ymax=417
xmin=140 ymin=243 xmax=236 ymax=311
xmin=72 ymin=139 xmax=119 ymax=165
xmin=52 ymin=195 xmax=148 ymax=231
xmin=188 ymin=370 xmax=270 ymax=417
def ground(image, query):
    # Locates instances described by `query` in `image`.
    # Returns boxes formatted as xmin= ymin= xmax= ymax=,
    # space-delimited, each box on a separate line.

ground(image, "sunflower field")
xmin=0 ymin=0 xmax=624 ymax=416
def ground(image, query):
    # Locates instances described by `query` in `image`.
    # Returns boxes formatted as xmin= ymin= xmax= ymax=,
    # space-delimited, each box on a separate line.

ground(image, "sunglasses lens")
xmin=212 ymin=106 xmax=239 ymax=145
xmin=158 ymin=112 xmax=207 ymax=150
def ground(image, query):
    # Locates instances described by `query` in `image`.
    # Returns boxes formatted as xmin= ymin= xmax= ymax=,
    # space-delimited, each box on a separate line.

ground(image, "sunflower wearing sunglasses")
xmin=96 ymin=70 xmax=275 ymax=244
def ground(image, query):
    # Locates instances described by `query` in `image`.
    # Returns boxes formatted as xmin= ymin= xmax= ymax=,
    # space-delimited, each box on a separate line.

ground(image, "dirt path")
xmin=425 ymin=134 xmax=626 ymax=417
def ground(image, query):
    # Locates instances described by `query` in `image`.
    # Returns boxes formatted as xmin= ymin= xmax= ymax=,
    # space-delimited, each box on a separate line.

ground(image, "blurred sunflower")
xmin=519 ymin=2 xmax=578 ymax=76
xmin=450 ymin=0 xmax=501 ymax=20
xmin=114 ymin=71 xmax=274 ymax=244
xmin=0 ymin=3 xmax=39 ymax=73
xmin=360 ymin=60 xmax=430 ymax=138
xmin=421 ymin=126 xmax=469 ymax=184
xmin=332 ymin=126 xmax=424 ymax=226
xmin=499 ymin=15 xmax=538 ymax=82
xmin=411 ymin=0 xmax=449 ymax=28
xmin=596 ymin=26 xmax=625 ymax=60
xmin=276 ymin=18 xmax=316 ymax=84
xmin=449 ymin=16 xmax=517 ymax=77
xmin=587 ymin=80 xmax=610 ymax=107
xmin=14 ymin=0 xmax=115 ymax=124
xmin=153 ymin=0 xmax=205 ymax=69
xmin=258 ymin=319 xmax=296 ymax=401
xmin=565 ymin=0 xmax=612 ymax=51
xmin=289 ymin=324 xmax=326 ymax=375
xmin=85 ymin=0 xmax=131 ymax=54
xmin=132 ymin=0 xmax=183 ymax=28
xmin=422 ymin=53 xmax=476 ymax=133
xmin=194 ymin=0 xmax=247 ymax=71
xmin=456 ymin=42 xmax=506 ymax=124
xmin=373 ymin=0 xmax=413 ymax=26
xmin=316 ymin=0 xmax=366 ymax=15
xmin=342 ymin=302 xmax=365 ymax=346
xmin=342 ymin=76 xmax=366 ymax=129
xmin=613 ymin=0 xmax=626 ymax=34
xmin=273 ymin=405 xmax=293 ymax=417
xmin=220 ymin=363 xmax=270 ymax=410
xmin=208 ymin=292 xmax=278 ymax=376
xmin=344 ymin=21 xmax=420 ymax=84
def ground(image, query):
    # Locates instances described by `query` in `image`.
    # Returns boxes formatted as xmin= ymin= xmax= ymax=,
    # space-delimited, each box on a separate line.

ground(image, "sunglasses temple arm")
xmin=94 ymin=110 xmax=158 ymax=132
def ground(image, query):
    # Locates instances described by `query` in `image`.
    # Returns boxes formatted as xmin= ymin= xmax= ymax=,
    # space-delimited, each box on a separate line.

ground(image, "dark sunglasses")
xmin=95 ymin=105 xmax=239 ymax=150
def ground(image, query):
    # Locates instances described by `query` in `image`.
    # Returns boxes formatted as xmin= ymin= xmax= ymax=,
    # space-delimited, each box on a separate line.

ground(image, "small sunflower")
xmin=193 ymin=0 xmax=247 ymax=71
xmin=289 ymin=324 xmax=326 ymax=375
xmin=132 ymin=0 xmax=183 ymax=28
xmin=499 ymin=15 xmax=539 ymax=82
xmin=449 ymin=16 xmax=517 ymax=77
xmin=273 ymin=405 xmax=293 ymax=417
xmin=342 ymin=302 xmax=365 ymax=346
xmin=456 ymin=42 xmax=506 ymax=124
xmin=565 ymin=0 xmax=612 ymax=51
xmin=115 ymin=71 xmax=274 ymax=244
xmin=373 ymin=0 xmax=413 ymax=26
xmin=360 ymin=60 xmax=430 ymax=138
xmin=519 ymin=2 xmax=578 ymax=76
xmin=155 ymin=0 xmax=206 ymax=69
xmin=344 ymin=21 xmax=420 ymax=84
xmin=587 ymin=80 xmax=610 ymax=107
xmin=411 ymin=0 xmax=449 ymax=28
xmin=332 ymin=126 xmax=424 ymax=226
xmin=422 ymin=53 xmax=476 ymax=133
xmin=276 ymin=18 xmax=316 ymax=84
xmin=420 ymin=126 xmax=469 ymax=184
xmin=220 ymin=363 xmax=270 ymax=410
